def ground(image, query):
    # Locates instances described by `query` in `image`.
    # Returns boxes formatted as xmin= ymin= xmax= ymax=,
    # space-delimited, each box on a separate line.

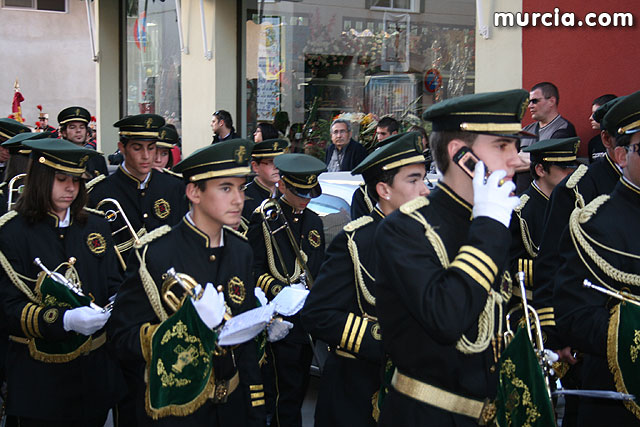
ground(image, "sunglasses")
xmin=625 ymin=144 xmax=640 ymax=156
xmin=528 ymin=97 xmax=550 ymax=105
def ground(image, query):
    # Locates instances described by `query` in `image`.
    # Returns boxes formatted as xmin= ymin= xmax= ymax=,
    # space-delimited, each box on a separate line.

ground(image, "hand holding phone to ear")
xmin=471 ymin=161 xmax=519 ymax=228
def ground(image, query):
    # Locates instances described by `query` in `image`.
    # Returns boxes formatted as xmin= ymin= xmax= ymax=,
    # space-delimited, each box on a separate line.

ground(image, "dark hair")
xmin=593 ymin=94 xmax=617 ymax=107
xmin=429 ymin=131 xmax=478 ymax=174
xmin=16 ymin=160 xmax=87 ymax=225
xmin=257 ymin=123 xmax=279 ymax=140
xmin=3 ymin=154 xmax=30 ymax=182
xmin=377 ymin=116 xmax=399 ymax=134
xmin=213 ymin=110 xmax=234 ymax=132
xmin=529 ymin=160 xmax=551 ymax=180
xmin=615 ymin=133 xmax=634 ymax=148
xmin=531 ymin=82 xmax=560 ymax=105
xmin=365 ymin=167 xmax=402 ymax=203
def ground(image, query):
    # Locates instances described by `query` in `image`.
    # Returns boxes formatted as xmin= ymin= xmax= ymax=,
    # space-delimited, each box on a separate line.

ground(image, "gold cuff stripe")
xmin=347 ymin=316 xmax=362 ymax=351
xmin=249 ymin=384 xmax=264 ymax=391
xmin=456 ymin=253 xmax=494 ymax=285
xmin=251 ymin=392 xmax=265 ymax=399
xmin=537 ymin=307 xmax=554 ymax=314
xmin=449 ymin=259 xmax=491 ymax=292
xmin=340 ymin=313 xmax=354 ymax=349
xmin=538 ymin=314 xmax=555 ymax=321
xmin=32 ymin=306 xmax=43 ymax=338
xmin=540 ymin=320 xmax=556 ymax=327
xmin=20 ymin=304 xmax=34 ymax=337
xmin=460 ymin=246 xmax=498 ymax=276
xmin=252 ymin=399 xmax=266 ymax=407
xmin=26 ymin=304 xmax=40 ymax=338
xmin=354 ymin=318 xmax=369 ymax=353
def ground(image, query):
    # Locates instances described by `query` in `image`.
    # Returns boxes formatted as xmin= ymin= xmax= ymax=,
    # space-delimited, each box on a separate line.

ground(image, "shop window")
xmin=370 ymin=0 xmax=419 ymax=13
xmin=2 ymin=0 xmax=66 ymax=12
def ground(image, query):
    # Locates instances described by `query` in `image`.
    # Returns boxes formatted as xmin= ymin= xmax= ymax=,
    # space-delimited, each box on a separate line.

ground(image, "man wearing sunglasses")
xmin=516 ymin=82 xmax=577 ymax=194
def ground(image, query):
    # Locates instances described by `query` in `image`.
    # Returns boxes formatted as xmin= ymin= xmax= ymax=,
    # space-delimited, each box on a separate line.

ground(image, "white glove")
xmin=63 ymin=306 xmax=111 ymax=336
xmin=254 ymin=287 xmax=268 ymax=306
xmin=192 ymin=282 xmax=226 ymax=329
xmin=471 ymin=161 xmax=519 ymax=228
xmin=267 ymin=318 xmax=294 ymax=342
xmin=289 ymin=282 xmax=307 ymax=291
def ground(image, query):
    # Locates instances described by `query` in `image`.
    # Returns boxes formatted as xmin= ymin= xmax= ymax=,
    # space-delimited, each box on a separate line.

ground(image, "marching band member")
xmin=0 ymin=138 xmax=124 ymax=426
xmin=56 ymin=107 xmax=108 ymax=179
xmin=302 ymin=132 xmax=429 ymax=426
xmin=109 ymin=139 xmax=265 ymax=426
xmin=153 ymin=124 xmax=181 ymax=173
xmin=374 ymin=90 xmax=526 ymax=426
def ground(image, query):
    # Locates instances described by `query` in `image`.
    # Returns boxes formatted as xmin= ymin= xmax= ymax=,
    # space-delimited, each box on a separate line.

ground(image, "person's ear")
xmin=376 ymin=181 xmax=391 ymax=201
xmin=186 ymin=182 xmax=202 ymax=205
xmin=535 ymin=163 xmax=546 ymax=178
xmin=613 ymin=145 xmax=628 ymax=169
xmin=447 ymin=139 xmax=468 ymax=163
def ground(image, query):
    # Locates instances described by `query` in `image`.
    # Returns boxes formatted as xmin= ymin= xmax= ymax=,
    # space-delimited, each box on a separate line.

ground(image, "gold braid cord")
xmin=261 ymin=221 xmax=303 ymax=283
xmin=400 ymin=200 xmax=504 ymax=354
xmin=514 ymin=195 xmax=538 ymax=258
xmin=346 ymin=229 xmax=376 ymax=313
xmin=135 ymin=226 xmax=172 ymax=322
xmin=569 ymin=195 xmax=640 ymax=292
xmin=566 ymin=164 xmax=588 ymax=210
xmin=85 ymin=173 xmax=106 ymax=191
xmin=361 ymin=184 xmax=374 ymax=213
xmin=0 ymin=211 xmax=39 ymax=303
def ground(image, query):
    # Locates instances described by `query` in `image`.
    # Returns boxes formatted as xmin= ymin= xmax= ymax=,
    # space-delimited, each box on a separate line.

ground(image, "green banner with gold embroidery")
xmin=146 ymin=298 xmax=218 ymax=419
xmin=607 ymin=302 xmax=640 ymax=420
xmin=495 ymin=328 xmax=555 ymax=427
xmin=30 ymin=276 xmax=93 ymax=363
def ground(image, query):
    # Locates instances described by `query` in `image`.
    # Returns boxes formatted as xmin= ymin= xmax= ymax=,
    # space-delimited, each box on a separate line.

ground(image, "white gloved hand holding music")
xmin=471 ymin=161 xmax=519 ymax=228
xmin=254 ymin=287 xmax=268 ymax=306
xmin=289 ymin=282 xmax=306 ymax=291
xmin=63 ymin=306 xmax=111 ymax=336
xmin=267 ymin=318 xmax=294 ymax=342
xmin=192 ymin=282 xmax=226 ymax=330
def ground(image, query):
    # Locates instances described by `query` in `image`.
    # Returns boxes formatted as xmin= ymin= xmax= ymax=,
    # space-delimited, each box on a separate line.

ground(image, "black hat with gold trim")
xmin=603 ymin=90 xmax=640 ymax=136
xmin=22 ymin=138 xmax=100 ymax=177
xmin=114 ymin=114 xmax=165 ymax=141
xmin=1 ymin=131 xmax=53 ymax=155
xmin=0 ymin=118 xmax=30 ymax=142
xmin=523 ymin=137 xmax=580 ymax=165
xmin=157 ymin=125 xmax=179 ymax=149
xmin=252 ymin=138 xmax=289 ymax=159
xmin=422 ymin=89 xmax=534 ymax=138
xmin=57 ymin=106 xmax=91 ymax=126
xmin=274 ymin=153 xmax=326 ymax=199
xmin=352 ymin=131 xmax=425 ymax=182
xmin=173 ymin=138 xmax=252 ymax=183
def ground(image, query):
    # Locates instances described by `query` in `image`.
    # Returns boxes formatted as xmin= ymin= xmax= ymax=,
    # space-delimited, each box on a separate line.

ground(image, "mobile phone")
xmin=453 ymin=146 xmax=480 ymax=179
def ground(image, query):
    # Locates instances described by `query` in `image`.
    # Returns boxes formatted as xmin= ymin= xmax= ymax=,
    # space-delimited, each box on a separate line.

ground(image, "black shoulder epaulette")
xmin=343 ymin=215 xmax=373 ymax=233
xmin=134 ymin=225 xmax=172 ymax=249
xmin=224 ymin=225 xmax=248 ymax=241
xmin=399 ymin=197 xmax=429 ymax=215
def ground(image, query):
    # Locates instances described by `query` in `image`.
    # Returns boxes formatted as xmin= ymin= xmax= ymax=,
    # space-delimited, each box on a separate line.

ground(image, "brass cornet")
xmin=7 ymin=173 xmax=26 ymax=211
xmin=96 ymin=198 xmax=142 ymax=270
xmin=259 ymin=198 xmax=314 ymax=288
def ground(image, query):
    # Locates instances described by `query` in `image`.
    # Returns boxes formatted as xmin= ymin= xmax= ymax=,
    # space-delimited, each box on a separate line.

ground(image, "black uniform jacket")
xmin=553 ymin=178 xmax=640 ymax=426
xmin=302 ymin=207 xmax=384 ymax=427
xmin=0 ymin=211 xmax=124 ymax=420
xmin=375 ymin=182 xmax=511 ymax=425
xmin=509 ymin=182 xmax=549 ymax=294
xmin=247 ymin=198 xmax=325 ymax=344
xmin=350 ymin=183 xmax=374 ymax=220
xmin=89 ymin=166 xmax=188 ymax=258
xmin=533 ymin=154 xmax=622 ymax=347
xmin=109 ymin=217 xmax=264 ymax=426
xmin=241 ymin=177 xmax=277 ymax=224
xmin=85 ymin=154 xmax=109 ymax=179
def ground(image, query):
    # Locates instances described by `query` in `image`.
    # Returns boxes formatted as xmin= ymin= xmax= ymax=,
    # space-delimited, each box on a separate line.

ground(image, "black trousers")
xmin=268 ymin=339 xmax=312 ymax=427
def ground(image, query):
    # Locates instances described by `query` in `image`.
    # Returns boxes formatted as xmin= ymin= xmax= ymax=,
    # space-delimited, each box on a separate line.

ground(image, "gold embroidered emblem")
xmin=235 ymin=146 xmax=247 ymax=163
xmin=308 ymin=229 xmax=321 ymax=248
xmin=78 ymin=154 xmax=89 ymax=167
xmin=371 ymin=322 xmax=382 ymax=341
xmin=227 ymin=276 xmax=246 ymax=305
xmin=86 ymin=232 xmax=106 ymax=255
xmin=75 ymin=108 xmax=80 ymax=117
xmin=306 ymin=174 xmax=316 ymax=185
xmin=154 ymin=199 xmax=171 ymax=219
xmin=160 ymin=130 xmax=166 ymax=140
xmin=146 ymin=118 xmax=153 ymax=129
xmin=630 ymin=330 xmax=640 ymax=363
xmin=272 ymin=284 xmax=283 ymax=296
xmin=43 ymin=308 xmax=58 ymax=323
xmin=519 ymin=98 xmax=529 ymax=121
xmin=272 ymin=141 xmax=279 ymax=151
xmin=573 ymin=138 xmax=580 ymax=156
xmin=172 ymin=344 xmax=199 ymax=373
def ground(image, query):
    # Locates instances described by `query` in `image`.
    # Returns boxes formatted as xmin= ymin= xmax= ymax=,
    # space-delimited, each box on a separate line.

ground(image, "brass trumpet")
xmin=259 ymin=198 xmax=314 ymax=288
xmin=161 ymin=267 xmax=232 ymax=321
xmin=583 ymin=279 xmax=640 ymax=307
xmin=7 ymin=173 xmax=26 ymax=211
xmin=96 ymin=198 xmax=142 ymax=270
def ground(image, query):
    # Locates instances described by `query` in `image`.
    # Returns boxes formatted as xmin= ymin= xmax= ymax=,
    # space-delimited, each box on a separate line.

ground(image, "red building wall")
xmin=522 ymin=0 xmax=640 ymax=156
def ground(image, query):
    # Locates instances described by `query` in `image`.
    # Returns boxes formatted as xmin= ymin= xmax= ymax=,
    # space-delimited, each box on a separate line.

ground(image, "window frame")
xmin=369 ymin=0 xmax=419 ymax=13
xmin=1 ymin=0 xmax=68 ymax=13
